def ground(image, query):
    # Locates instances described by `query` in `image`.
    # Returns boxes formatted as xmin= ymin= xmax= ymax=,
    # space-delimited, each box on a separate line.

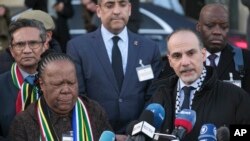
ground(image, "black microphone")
xmin=216 ymin=126 xmax=230 ymax=141
xmin=126 ymin=110 xmax=155 ymax=141
xmin=125 ymin=120 xmax=139 ymax=141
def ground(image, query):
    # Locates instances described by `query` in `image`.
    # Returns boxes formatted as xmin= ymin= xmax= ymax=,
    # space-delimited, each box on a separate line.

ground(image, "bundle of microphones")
xmin=98 ymin=103 xmax=230 ymax=141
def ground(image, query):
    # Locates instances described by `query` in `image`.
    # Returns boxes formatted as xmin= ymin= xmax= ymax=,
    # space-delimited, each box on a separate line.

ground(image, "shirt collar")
xmin=179 ymin=78 xmax=200 ymax=90
xmin=101 ymin=24 xmax=128 ymax=42
xmin=206 ymin=51 xmax=221 ymax=58
xmin=19 ymin=67 xmax=37 ymax=79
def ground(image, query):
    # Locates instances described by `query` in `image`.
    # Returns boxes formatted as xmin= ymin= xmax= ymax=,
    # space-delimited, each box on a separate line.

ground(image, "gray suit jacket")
xmin=66 ymin=28 xmax=162 ymax=133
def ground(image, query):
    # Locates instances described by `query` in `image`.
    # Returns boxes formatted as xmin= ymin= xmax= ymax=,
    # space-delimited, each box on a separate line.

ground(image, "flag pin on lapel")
xmin=134 ymin=41 xmax=138 ymax=46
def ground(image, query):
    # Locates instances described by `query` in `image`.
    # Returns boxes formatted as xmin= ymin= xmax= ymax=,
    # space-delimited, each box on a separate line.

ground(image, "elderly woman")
xmin=9 ymin=51 xmax=112 ymax=141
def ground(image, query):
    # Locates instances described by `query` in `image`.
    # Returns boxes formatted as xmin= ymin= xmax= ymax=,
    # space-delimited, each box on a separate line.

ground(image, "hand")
xmin=116 ymin=134 xmax=128 ymax=141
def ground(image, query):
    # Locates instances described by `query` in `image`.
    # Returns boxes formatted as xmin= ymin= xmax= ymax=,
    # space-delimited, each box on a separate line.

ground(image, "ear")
xmin=167 ymin=54 xmax=173 ymax=68
xmin=39 ymin=78 xmax=44 ymax=92
xmin=9 ymin=47 xmax=15 ymax=58
xmin=128 ymin=3 xmax=131 ymax=16
xmin=196 ymin=22 xmax=201 ymax=32
xmin=201 ymin=48 xmax=207 ymax=62
xmin=96 ymin=5 xmax=101 ymax=18
xmin=46 ymin=31 xmax=52 ymax=42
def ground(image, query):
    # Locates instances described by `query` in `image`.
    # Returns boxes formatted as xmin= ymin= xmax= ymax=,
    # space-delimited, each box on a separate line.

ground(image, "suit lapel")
xmin=91 ymin=29 xmax=119 ymax=91
xmin=121 ymin=32 xmax=140 ymax=94
xmin=217 ymin=46 xmax=234 ymax=78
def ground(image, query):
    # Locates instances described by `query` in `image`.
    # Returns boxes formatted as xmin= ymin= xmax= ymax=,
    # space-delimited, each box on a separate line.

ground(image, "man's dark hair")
xmin=9 ymin=19 xmax=47 ymax=46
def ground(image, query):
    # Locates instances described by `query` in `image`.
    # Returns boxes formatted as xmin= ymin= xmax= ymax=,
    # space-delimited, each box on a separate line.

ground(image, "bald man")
xmin=196 ymin=3 xmax=250 ymax=94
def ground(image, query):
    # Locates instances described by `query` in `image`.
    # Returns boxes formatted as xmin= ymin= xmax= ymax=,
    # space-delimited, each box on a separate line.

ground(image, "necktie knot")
xmin=112 ymin=36 xmax=120 ymax=45
xmin=25 ymin=75 xmax=35 ymax=85
xmin=208 ymin=54 xmax=217 ymax=67
xmin=181 ymin=86 xmax=195 ymax=110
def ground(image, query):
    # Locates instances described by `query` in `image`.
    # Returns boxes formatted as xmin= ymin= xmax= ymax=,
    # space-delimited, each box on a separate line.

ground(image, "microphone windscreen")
xmin=216 ymin=126 xmax=230 ymax=141
xmin=146 ymin=103 xmax=165 ymax=129
xmin=99 ymin=130 xmax=115 ymax=141
xmin=174 ymin=109 xmax=196 ymax=133
xmin=138 ymin=110 xmax=154 ymax=125
xmin=198 ymin=123 xmax=217 ymax=141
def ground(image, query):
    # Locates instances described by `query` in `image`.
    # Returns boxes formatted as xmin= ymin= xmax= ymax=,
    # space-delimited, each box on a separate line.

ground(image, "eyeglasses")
xmin=11 ymin=40 xmax=44 ymax=51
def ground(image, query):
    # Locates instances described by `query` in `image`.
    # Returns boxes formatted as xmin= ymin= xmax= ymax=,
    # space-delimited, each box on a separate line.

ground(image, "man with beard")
xmin=147 ymin=29 xmax=250 ymax=141
xmin=196 ymin=3 xmax=250 ymax=94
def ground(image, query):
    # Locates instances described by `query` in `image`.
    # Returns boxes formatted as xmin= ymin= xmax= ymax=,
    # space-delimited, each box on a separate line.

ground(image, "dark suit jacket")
xmin=0 ymin=49 xmax=14 ymax=75
xmin=66 ymin=28 xmax=162 ymax=133
xmin=0 ymin=71 xmax=19 ymax=140
xmin=215 ymin=44 xmax=250 ymax=94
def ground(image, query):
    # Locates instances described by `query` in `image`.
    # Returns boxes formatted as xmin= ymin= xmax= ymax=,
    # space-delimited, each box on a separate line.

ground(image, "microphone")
xmin=172 ymin=109 xmax=196 ymax=140
xmin=99 ymin=130 xmax=115 ymax=141
xmin=216 ymin=126 xmax=230 ymax=141
xmin=125 ymin=120 xmax=139 ymax=141
xmin=126 ymin=110 xmax=155 ymax=141
xmin=131 ymin=110 xmax=156 ymax=139
xmin=145 ymin=103 xmax=165 ymax=130
xmin=198 ymin=123 xmax=217 ymax=141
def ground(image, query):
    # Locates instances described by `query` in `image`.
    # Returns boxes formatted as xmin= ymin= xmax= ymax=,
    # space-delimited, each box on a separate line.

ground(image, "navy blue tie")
xmin=181 ymin=86 xmax=194 ymax=110
xmin=208 ymin=54 xmax=217 ymax=67
xmin=112 ymin=36 xmax=124 ymax=91
xmin=25 ymin=75 xmax=35 ymax=85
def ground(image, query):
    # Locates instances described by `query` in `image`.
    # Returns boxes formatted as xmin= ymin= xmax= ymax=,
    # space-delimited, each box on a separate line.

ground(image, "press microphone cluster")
xmin=126 ymin=104 xmax=197 ymax=141
xmin=126 ymin=103 xmax=166 ymax=141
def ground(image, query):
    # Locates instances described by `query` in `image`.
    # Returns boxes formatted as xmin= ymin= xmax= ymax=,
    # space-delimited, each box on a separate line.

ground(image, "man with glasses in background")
xmin=0 ymin=19 xmax=47 ymax=140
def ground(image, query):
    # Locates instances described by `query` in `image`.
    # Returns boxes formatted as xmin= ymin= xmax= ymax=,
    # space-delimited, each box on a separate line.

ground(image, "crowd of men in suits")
xmin=0 ymin=0 xmax=250 ymax=141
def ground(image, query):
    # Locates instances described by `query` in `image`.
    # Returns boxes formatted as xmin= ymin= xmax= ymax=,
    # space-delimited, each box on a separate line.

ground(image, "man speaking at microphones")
xmin=147 ymin=29 xmax=250 ymax=141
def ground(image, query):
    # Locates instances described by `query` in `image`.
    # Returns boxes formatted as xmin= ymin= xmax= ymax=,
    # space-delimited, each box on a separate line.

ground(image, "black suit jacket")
xmin=0 ymin=71 xmax=19 ymax=139
xmin=215 ymin=44 xmax=250 ymax=94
